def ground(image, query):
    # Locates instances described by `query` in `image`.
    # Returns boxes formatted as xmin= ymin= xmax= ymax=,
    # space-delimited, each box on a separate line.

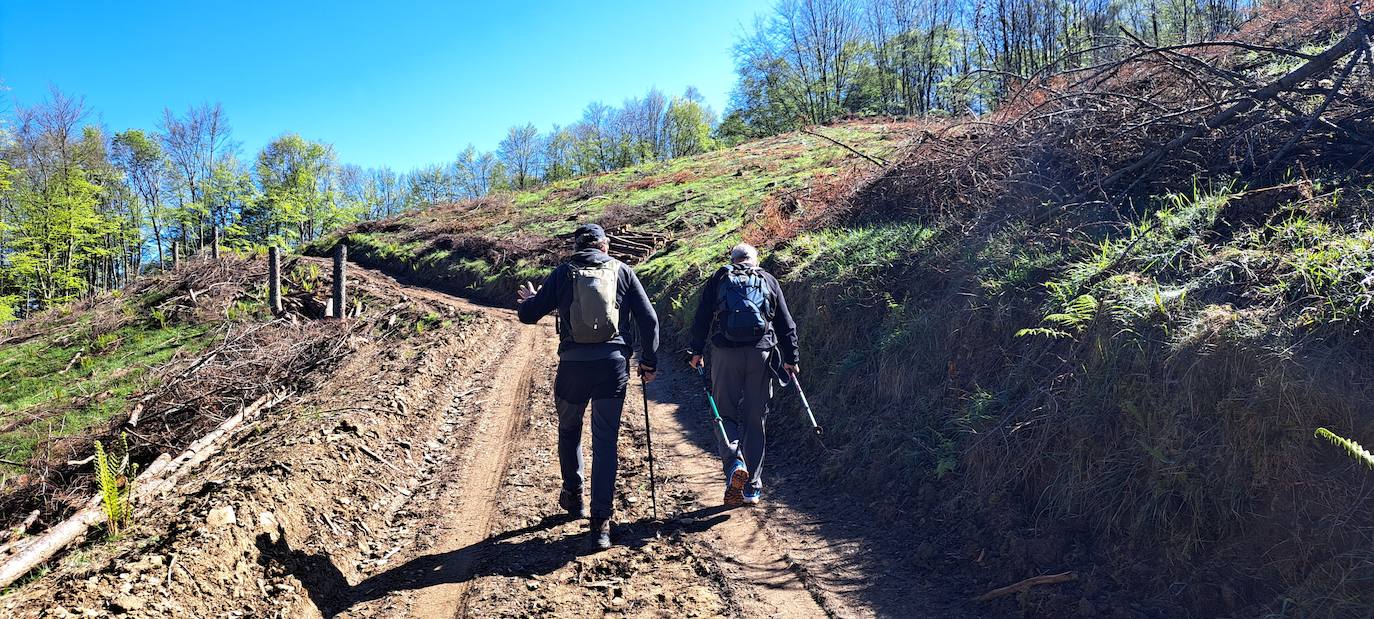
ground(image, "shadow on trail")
xmin=257 ymin=506 xmax=732 ymax=618
xmin=647 ymin=369 xmax=980 ymax=617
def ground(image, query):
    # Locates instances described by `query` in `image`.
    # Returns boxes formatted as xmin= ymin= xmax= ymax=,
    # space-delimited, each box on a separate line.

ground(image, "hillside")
xmin=310 ymin=120 xmax=911 ymax=307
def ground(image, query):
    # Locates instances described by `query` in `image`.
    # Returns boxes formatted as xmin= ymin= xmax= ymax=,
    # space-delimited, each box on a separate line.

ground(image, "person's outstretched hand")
xmin=689 ymin=354 xmax=704 ymax=370
xmin=516 ymin=281 xmax=538 ymax=304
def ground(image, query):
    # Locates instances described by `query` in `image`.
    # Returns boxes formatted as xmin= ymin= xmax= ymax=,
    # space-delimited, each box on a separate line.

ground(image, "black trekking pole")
xmin=789 ymin=370 xmax=823 ymax=437
xmin=639 ymin=372 xmax=659 ymax=520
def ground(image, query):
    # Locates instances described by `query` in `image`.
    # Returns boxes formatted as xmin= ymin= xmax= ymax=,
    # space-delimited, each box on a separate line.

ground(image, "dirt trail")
xmin=1 ymin=265 xmax=975 ymax=618
xmin=398 ymin=326 xmax=541 ymax=618
xmin=639 ymin=377 xmax=830 ymax=618
xmin=336 ymin=269 xmax=836 ymax=618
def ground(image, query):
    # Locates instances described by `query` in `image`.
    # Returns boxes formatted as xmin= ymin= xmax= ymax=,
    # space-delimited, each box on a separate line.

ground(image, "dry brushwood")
xmin=0 ymin=391 xmax=290 ymax=589
xmin=852 ymin=4 xmax=1373 ymax=230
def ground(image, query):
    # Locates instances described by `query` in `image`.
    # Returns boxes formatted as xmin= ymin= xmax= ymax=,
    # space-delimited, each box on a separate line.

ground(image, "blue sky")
xmin=0 ymin=0 xmax=769 ymax=170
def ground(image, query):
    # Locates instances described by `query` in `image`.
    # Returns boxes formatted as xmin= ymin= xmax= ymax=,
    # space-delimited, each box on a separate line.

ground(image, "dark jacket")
xmin=688 ymin=264 xmax=799 ymax=365
xmin=517 ymin=248 xmax=660 ymax=368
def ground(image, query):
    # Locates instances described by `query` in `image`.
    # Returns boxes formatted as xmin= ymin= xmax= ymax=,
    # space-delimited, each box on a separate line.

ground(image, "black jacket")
xmin=688 ymin=264 xmax=799 ymax=364
xmin=517 ymin=248 xmax=660 ymax=368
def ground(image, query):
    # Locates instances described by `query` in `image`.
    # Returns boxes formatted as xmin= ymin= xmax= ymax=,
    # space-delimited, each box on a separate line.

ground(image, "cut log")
xmin=0 ymin=390 xmax=290 ymax=589
xmin=0 ymin=510 xmax=41 ymax=556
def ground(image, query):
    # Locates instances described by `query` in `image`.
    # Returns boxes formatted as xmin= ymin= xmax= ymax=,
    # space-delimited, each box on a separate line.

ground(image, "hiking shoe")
xmin=741 ymin=487 xmax=761 ymax=506
xmin=589 ymin=518 xmax=612 ymax=551
xmin=559 ymin=488 xmax=585 ymax=519
xmin=723 ymin=462 xmax=749 ymax=507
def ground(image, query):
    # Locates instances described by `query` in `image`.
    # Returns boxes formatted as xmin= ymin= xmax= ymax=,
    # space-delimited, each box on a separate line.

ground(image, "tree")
xmin=252 ymin=133 xmax=337 ymax=245
xmin=456 ymin=145 xmax=503 ymax=198
xmin=573 ymin=102 xmax=616 ymax=174
xmin=664 ymin=95 xmax=718 ymax=158
xmin=111 ymin=129 xmax=169 ymax=267
xmin=159 ymin=103 xmax=235 ymax=250
xmin=498 ymin=124 xmax=541 ymax=189
xmin=543 ymin=126 xmax=577 ymax=183
xmin=3 ymin=89 xmax=114 ymax=306
xmin=207 ymin=155 xmax=259 ymax=247
xmin=406 ymin=163 xmax=460 ymax=205
xmin=371 ymin=167 xmax=402 ymax=218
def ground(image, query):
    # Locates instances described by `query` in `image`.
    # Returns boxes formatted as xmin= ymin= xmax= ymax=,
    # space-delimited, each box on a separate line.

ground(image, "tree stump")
xmin=332 ymin=244 xmax=347 ymax=320
xmin=268 ymin=246 xmax=282 ymax=314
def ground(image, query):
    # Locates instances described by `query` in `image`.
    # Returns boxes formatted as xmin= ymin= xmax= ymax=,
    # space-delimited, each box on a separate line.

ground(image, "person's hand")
xmin=784 ymin=363 xmax=800 ymax=376
xmin=689 ymin=354 xmax=704 ymax=369
xmin=516 ymin=281 xmax=538 ymax=304
xmin=639 ymin=365 xmax=657 ymax=384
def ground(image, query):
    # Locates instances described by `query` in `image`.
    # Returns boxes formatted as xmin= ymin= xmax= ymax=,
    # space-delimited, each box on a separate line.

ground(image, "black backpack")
xmin=715 ymin=264 xmax=772 ymax=343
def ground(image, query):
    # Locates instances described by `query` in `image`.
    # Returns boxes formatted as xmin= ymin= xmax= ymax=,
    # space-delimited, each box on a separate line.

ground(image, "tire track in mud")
xmin=410 ymin=327 xmax=541 ymax=618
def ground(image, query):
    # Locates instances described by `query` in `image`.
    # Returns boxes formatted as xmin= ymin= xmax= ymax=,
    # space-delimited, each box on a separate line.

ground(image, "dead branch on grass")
xmin=975 ymin=572 xmax=1078 ymax=602
xmin=801 ymin=127 xmax=889 ymax=166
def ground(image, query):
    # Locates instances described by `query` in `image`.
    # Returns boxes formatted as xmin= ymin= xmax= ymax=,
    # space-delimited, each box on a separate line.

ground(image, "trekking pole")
xmin=639 ymin=372 xmax=659 ymax=520
xmin=698 ymin=366 xmax=748 ymax=469
xmin=789 ymin=370 xmax=823 ymax=437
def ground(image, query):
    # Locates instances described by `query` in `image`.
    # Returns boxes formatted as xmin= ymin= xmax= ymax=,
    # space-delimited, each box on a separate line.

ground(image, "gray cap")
xmin=574 ymin=223 xmax=606 ymax=248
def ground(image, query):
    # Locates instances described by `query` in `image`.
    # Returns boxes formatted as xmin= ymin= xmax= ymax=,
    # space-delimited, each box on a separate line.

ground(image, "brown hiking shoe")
xmin=559 ymin=488 xmax=585 ymax=519
xmin=589 ymin=517 xmax=612 ymax=551
xmin=723 ymin=463 xmax=749 ymax=507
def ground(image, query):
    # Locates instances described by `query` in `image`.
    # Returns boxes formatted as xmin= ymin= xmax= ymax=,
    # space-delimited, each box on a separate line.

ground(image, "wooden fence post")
xmin=211 ymin=228 xmax=221 ymax=261
xmin=331 ymin=244 xmax=347 ymax=320
xmin=268 ymin=246 xmax=282 ymax=314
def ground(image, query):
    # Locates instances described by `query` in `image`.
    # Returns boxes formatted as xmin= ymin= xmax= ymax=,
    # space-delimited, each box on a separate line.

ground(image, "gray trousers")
xmin=554 ymin=356 xmax=628 ymax=520
xmin=710 ymin=345 xmax=772 ymax=491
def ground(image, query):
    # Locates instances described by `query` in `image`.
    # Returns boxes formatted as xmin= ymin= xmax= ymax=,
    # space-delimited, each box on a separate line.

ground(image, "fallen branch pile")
xmin=0 ymin=391 xmax=292 ymax=588
xmin=852 ymin=0 xmax=1373 ymax=226
xmin=0 ymin=256 xmax=362 ymax=534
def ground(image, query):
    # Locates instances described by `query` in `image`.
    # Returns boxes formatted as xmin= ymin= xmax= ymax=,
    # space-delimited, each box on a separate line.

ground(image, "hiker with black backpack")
xmin=688 ymin=243 xmax=799 ymax=507
xmin=516 ymin=224 xmax=660 ymax=550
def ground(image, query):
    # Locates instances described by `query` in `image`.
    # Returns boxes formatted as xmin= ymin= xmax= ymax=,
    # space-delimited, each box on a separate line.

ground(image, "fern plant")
xmin=93 ymin=434 xmax=136 ymax=539
xmin=1315 ymin=428 xmax=1374 ymax=469
xmin=1017 ymin=294 xmax=1100 ymax=339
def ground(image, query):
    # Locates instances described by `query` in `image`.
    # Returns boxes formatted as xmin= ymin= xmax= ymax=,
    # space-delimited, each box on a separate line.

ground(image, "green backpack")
xmin=568 ymin=262 xmax=620 ymax=343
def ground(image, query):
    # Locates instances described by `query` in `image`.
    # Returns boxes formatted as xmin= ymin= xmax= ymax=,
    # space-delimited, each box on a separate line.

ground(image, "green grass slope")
xmin=308 ymin=120 xmax=912 ymax=314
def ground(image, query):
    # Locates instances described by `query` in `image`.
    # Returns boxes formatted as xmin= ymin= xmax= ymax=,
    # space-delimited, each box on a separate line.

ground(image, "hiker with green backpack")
xmin=688 ymin=243 xmax=799 ymax=507
xmin=516 ymin=223 xmax=660 ymax=550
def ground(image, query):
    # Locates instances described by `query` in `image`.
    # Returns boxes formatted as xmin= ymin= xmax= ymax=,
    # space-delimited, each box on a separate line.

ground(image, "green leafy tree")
xmin=252 ymin=133 xmax=337 ymax=245
xmin=664 ymin=94 xmax=717 ymax=158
